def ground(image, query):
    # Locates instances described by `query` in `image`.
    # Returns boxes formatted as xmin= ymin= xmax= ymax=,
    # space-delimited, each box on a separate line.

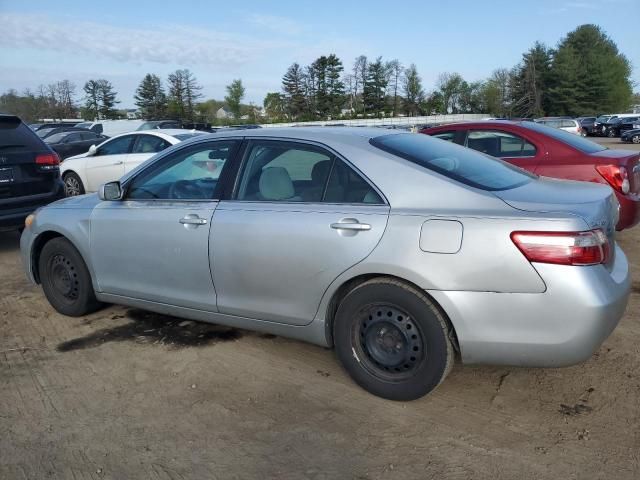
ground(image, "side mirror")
xmin=87 ymin=144 xmax=97 ymax=156
xmin=99 ymin=181 xmax=123 ymax=201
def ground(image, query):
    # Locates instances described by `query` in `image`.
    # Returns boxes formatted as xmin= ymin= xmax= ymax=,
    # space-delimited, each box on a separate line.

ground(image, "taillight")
xmin=511 ymin=229 xmax=610 ymax=266
xmin=35 ymin=153 xmax=60 ymax=168
xmin=596 ymin=164 xmax=630 ymax=194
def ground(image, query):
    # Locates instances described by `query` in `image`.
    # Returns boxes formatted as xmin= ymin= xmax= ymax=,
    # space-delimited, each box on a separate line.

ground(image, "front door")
xmin=85 ymin=134 xmax=135 ymax=191
xmin=210 ymin=139 xmax=390 ymax=326
xmin=90 ymin=139 xmax=240 ymax=311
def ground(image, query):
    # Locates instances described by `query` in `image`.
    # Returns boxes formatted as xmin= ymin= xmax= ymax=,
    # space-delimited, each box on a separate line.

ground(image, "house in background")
xmin=216 ymin=106 xmax=232 ymax=120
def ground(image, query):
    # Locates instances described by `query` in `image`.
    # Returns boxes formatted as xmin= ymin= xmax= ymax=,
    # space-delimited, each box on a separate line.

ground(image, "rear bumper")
xmin=0 ymin=181 xmax=65 ymax=228
xmin=428 ymin=244 xmax=630 ymax=367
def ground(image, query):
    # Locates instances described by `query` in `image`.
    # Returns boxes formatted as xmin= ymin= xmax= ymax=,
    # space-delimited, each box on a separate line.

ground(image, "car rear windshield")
xmin=0 ymin=116 xmax=46 ymax=150
xmin=370 ymin=133 xmax=534 ymax=191
xmin=520 ymin=121 xmax=606 ymax=153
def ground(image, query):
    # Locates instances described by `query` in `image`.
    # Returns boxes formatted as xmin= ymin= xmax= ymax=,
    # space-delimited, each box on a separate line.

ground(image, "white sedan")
xmin=60 ymin=130 xmax=204 ymax=196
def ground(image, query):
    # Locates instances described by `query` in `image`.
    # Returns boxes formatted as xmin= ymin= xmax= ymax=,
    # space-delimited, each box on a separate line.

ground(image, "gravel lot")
xmin=1 ymin=138 xmax=639 ymax=480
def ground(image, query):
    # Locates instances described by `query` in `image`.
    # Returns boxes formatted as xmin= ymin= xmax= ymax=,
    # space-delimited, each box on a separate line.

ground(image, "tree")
xmin=263 ymin=92 xmax=286 ymax=122
xmin=83 ymin=79 xmax=119 ymax=120
xmin=402 ymin=64 xmax=424 ymax=116
xmin=225 ymin=79 xmax=245 ymax=120
xmin=282 ymin=63 xmax=307 ymax=120
xmin=134 ymin=74 xmax=167 ymax=120
xmin=363 ymin=57 xmax=388 ymax=117
xmin=167 ymin=69 xmax=202 ymax=121
xmin=386 ymin=60 xmax=403 ymax=116
xmin=353 ymin=55 xmax=368 ymax=115
xmin=510 ymin=42 xmax=552 ymax=117
xmin=549 ymin=24 xmax=632 ymax=115
xmin=310 ymin=54 xmax=345 ymax=119
xmin=437 ymin=72 xmax=468 ymax=113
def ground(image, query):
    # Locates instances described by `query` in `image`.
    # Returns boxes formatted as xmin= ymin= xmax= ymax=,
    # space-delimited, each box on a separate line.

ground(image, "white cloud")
xmin=246 ymin=13 xmax=305 ymax=36
xmin=0 ymin=13 xmax=292 ymax=67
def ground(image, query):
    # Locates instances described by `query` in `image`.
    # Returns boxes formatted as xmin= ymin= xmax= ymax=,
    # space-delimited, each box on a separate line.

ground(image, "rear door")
xmin=0 ymin=116 xmax=59 ymax=201
xmin=126 ymin=134 xmax=172 ymax=174
xmin=85 ymin=135 xmax=135 ymax=191
xmin=465 ymin=128 xmax=543 ymax=172
xmin=210 ymin=139 xmax=390 ymax=326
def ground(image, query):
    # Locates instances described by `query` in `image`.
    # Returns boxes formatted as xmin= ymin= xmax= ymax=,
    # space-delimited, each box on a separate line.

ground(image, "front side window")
xmin=127 ymin=141 xmax=237 ymax=200
xmin=432 ymin=131 xmax=456 ymax=142
xmin=372 ymin=133 xmax=534 ymax=191
xmin=97 ymin=135 xmax=134 ymax=156
xmin=467 ymin=130 xmax=537 ymax=158
xmin=133 ymin=134 xmax=170 ymax=154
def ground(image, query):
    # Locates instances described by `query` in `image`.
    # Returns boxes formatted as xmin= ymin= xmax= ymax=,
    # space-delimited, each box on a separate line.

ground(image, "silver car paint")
xmin=20 ymin=127 xmax=631 ymax=366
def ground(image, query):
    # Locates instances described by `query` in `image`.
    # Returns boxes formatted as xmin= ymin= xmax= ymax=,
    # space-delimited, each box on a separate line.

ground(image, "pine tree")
xmin=510 ymin=42 xmax=552 ymax=117
xmin=282 ymin=63 xmax=307 ymax=120
xmin=363 ymin=57 xmax=388 ymax=117
xmin=83 ymin=79 xmax=118 ymax=120
xmin=134 ymin=74 xmax=167 ymax=120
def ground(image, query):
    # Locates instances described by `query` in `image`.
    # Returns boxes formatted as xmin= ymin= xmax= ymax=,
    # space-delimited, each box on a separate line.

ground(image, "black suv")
xmin=0 ymin=115 xmax=65 ymax=229
xmin=577 ymin=116 xmax=596 ymax=136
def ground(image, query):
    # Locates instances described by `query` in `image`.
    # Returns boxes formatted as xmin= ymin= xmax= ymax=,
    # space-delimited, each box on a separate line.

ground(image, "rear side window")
xmin=521 ymin=121 xmax=606 ymax=153
xmin=371 ymin=133 xmax=534 ymax=191
xmin=467 ymin=130 xmax=537 ymax=158
xmin=561 ymin=120 xmax=576 ymax=128
xmin=0 ymin=116 xmax=46 ymax=150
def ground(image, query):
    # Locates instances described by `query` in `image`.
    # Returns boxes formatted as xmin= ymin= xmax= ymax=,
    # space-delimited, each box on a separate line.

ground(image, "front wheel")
xmin=63 ymin=172 xmax=85 ymax=197
xmin=632 ymin=135 xmax=640 ymax=145
xmin=39 ymin=237 xmax=102 ymax=316
xmin=607 ymin=129 xmax=616 ymax=138
xmin=334 ymin=278 xmax=454 ymax=401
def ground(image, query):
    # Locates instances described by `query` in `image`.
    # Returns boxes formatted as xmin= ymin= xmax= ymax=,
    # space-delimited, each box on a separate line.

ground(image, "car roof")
xmin=196 ymin=126 xmax=403 ymax=143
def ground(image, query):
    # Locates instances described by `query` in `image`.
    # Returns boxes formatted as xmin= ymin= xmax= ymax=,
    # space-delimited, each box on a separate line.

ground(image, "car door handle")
xmin=179 ymin=216 xmax=208 ymax=225
xmin=330 ymin=220 xmax=371 ymax=231
xmin=112 ymin=161 xmax=124 ymax=165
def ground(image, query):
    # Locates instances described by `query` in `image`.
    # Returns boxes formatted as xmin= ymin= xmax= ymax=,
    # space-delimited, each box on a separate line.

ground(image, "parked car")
xmin=618 ymin=117 xmax=640 ymax=136
xmin=0 ymin=115 xmax=65 ymax=229
xmin=137 ymin=120 xmax=183 ymax=131
xmin=45 ymin=130 xmax=107 ymax=160
xmin=602 ymin=117 xmax=640 ymax=138
xmin=594 ymin=115 xmax=616 ymax=135
xmin=21 ymin=127 xmax=630 ymax=401
xmin=621 ymin=128 xmax=640 ymax=144
xmin=577 ymin=117 xmax=597 ymax=136
xmin=420 ymin=121 xmax=640 ymax=230
xmin=30 ymin=122 xmax=81 ymax=131
xmin=60 ymin=129 xmax=204 ymax=196
xmin=535 ymin=117 xmax=583 ymax=136
xmin=36 ymin=126 xmax=96 ymax=140
xmin=75 ymin=120 xmax=145 ymax=137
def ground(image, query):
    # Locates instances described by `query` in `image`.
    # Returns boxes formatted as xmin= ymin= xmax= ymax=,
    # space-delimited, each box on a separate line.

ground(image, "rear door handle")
xmin=180 ymin=216 xmax=208 ymax=225
xmin=330 ymin=220 xmax=371 ymax=231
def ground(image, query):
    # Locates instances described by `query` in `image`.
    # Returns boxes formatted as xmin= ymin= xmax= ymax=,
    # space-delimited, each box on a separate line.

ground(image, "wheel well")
xmin=324 ymin=274 xmax=460 ymax=352
xmin=31 ymin=231 xmax=64 ymax=283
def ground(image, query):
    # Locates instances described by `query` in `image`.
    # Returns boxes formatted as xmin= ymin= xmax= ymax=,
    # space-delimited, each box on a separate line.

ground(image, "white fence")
xmin=260 ymin=113 xmax=489 ymax=128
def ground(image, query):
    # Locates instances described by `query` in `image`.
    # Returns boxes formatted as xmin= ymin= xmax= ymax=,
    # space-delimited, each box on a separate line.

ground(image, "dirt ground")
xmin=1 ymin=139 xmax=639 ymax=480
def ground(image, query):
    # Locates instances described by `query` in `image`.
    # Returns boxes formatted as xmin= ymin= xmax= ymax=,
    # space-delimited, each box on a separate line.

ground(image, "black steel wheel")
xmin=39 ymin=237 xmax=102 ymax=316
xmin=334 ymin=278 xmax=454 ymax=401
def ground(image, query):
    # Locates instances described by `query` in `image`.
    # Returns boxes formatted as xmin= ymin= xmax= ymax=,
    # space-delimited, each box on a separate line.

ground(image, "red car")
xmin=420 ymin=121 xmax=640 ymax=230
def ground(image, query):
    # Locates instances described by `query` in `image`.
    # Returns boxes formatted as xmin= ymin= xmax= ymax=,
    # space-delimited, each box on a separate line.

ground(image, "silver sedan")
xmin=20 ymin=128 xmax=631 ymax=400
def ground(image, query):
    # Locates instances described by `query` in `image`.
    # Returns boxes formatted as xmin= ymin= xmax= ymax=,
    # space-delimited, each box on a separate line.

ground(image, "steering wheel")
xmin=168 ymin=180 xmax=208 ymax=200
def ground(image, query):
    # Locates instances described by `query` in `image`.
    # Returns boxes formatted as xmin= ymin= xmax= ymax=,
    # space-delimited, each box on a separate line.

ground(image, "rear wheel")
xmin=632 ymin=135 xmax=640 ymax=144
xmin=63 ymin=172 xmax=84 ymax=197
xmin=334 ymin=278 xmax=454 ymax=401
xmin=39 ymin=237 xmax=102 ymax=316
xmin=607 ymin=129 xmax=616 ymax=138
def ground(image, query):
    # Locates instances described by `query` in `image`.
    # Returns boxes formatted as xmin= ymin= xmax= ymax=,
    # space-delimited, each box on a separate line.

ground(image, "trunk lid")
xmin=590 ymin=149 xmax=640 ymax=194
xmin=493 ymin=176 xmax=618 ymax=268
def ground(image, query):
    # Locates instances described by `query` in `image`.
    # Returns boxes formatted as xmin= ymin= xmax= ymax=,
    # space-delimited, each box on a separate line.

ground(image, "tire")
xmin=632 ymin=135 xmax=640 ymax=145
xmin=63 ymin=172 xmax=85 ymax=197
xmin=39 ymin=237 xmax=102 ymax=317
xmin=607 ymin=129 xmax=616 ymax=138
xmin=334 ymin=278 xmax=454 ymax=401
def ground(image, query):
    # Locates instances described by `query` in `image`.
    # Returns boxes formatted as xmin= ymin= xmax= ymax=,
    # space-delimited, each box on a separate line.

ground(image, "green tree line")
xmin=1 ymin=25 xmax=636 ymax=124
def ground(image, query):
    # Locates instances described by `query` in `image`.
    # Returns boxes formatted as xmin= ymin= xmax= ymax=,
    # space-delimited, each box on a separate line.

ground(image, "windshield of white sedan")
xmin=370 ymin=133 xmax=534 ymax=191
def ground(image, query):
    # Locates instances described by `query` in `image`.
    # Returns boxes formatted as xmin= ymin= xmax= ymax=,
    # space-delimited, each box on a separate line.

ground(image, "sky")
xmin=0 ymin=0 xmax=638 ymax=108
